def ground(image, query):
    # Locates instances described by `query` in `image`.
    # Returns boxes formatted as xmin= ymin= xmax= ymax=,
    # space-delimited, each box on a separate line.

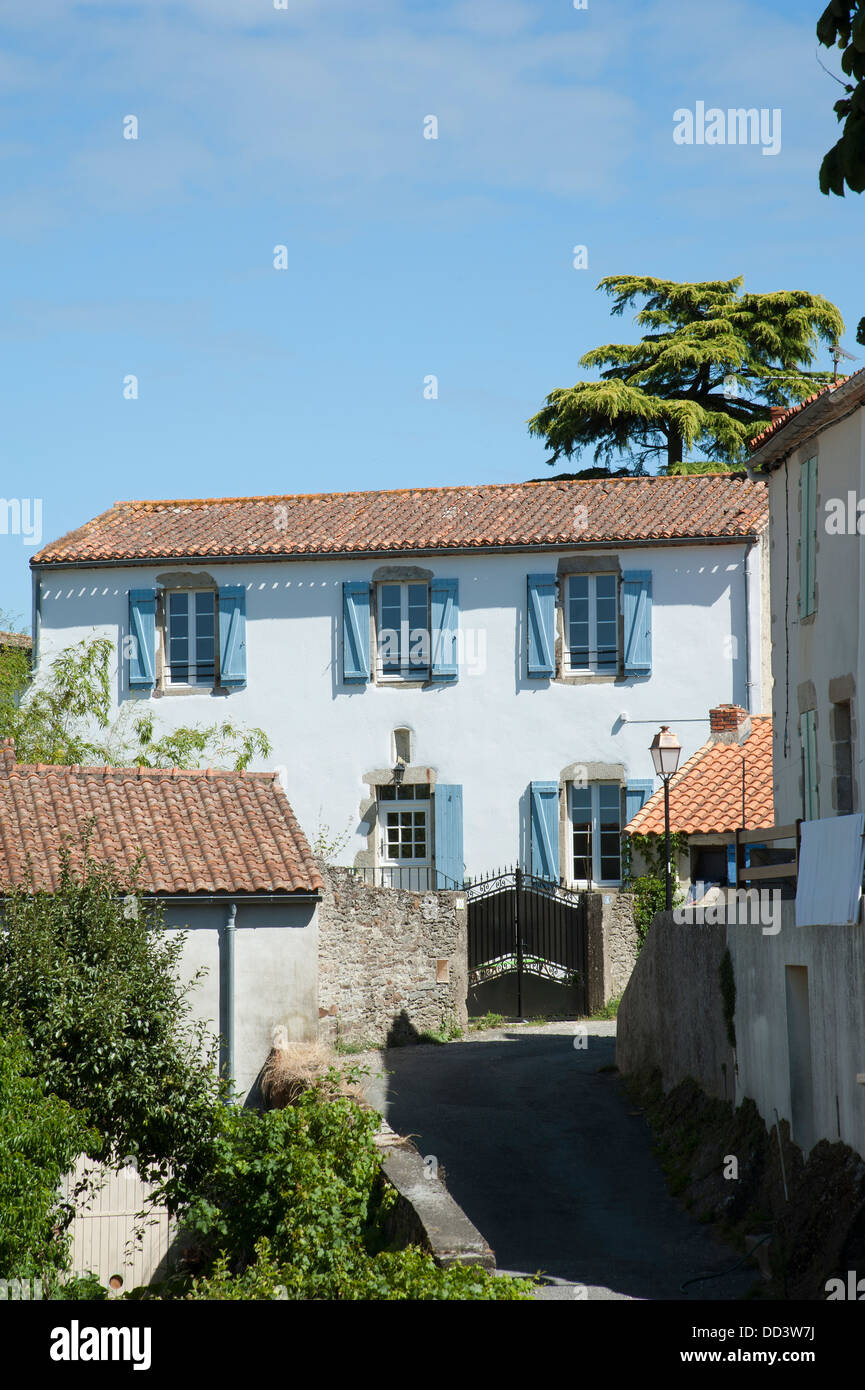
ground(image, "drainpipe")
xmin=220 ymin=901 xmax=237 ymax=1098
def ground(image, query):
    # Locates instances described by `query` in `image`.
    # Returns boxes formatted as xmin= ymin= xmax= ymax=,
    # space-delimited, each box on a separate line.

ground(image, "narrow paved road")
xmin=368 ymin=1023 xmax=758 ymax=1301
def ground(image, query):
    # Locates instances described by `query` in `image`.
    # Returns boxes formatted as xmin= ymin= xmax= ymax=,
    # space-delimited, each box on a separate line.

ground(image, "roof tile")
xmin=0 ymin=743 xmax=323 ymax=896
xmin=32 ymin=476 xmax=769 ymax=566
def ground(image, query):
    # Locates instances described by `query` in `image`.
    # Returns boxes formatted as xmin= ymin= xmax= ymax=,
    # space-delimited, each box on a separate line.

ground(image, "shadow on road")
xmin=377 ymin=1026 xmax=760 ymax=1301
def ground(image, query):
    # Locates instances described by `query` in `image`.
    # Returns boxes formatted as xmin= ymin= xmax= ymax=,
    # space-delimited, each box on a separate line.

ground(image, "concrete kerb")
xmin=374 ymin=1121 xmax=495 ymax=1270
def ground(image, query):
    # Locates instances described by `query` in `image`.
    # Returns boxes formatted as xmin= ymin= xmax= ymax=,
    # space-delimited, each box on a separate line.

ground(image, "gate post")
xmin=514 ymin=865 xmax=523 ymax=1019
xmin=584 ymin=892 xmax=605 ymax=1016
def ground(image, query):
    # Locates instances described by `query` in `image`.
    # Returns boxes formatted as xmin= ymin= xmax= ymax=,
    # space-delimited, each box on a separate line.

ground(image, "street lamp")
xmin=392 ymin=760 xmax=406 ymax=788
xmin=649 ymin=726 xmax=682 ymax=911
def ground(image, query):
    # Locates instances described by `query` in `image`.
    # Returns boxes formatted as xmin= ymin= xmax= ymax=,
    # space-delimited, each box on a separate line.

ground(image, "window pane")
xmin=595 ymin=575 xmax=618 ymax=670
xmin=598 ymin=784 xmax=621 ymax=880
xmin=168 ymin=592 xmax=189 ymax=682
xmin=415 ymin=784 xmax=430 ymax=800
xmin=569 ymin=576 xmax=589 ymax=666
xmin=380 ymin=585 xmax=402 ymax=670
xmin=194 ymin=591 xmax=215 ymax=682
xmin=408 ymin=584 xmax=429 ymax=669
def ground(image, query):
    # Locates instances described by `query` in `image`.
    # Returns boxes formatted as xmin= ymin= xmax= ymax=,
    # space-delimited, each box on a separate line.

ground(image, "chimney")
xmin=709 ymin=705 xmax=751 ymax=745
xmin=0 ymin=738 xmax=15 ymax=774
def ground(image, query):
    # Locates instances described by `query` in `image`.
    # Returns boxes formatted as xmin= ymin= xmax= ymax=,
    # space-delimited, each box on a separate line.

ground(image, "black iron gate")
xmin=467 ymin=866 xmax=588 ymax=1017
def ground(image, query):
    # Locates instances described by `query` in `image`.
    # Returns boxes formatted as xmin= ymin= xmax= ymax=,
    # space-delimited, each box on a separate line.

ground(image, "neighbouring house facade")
xmin=749 ymin=368 xmax=865 ymax=827
xmin=0 ymin=738 xmax=323 ymax=1101
xmin=624 ymin=703 xmax=774 ymax=898
xmin=30 ymin=475 xmax=771 ymax=890
xmin=619 ymin=372 xmax=865 ymax=1166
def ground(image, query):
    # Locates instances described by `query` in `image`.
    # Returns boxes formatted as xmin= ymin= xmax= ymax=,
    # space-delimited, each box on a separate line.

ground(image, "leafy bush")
xmin=0 ymin=847 xmax=223 ymax=1200
xmin=184 ymin=1238 xmax=533 ymax=1301
xmin=0 ymin=1031 xmax=96 ymax=1280
xmin=170 ymin=1080 xmax=533 ymax=1301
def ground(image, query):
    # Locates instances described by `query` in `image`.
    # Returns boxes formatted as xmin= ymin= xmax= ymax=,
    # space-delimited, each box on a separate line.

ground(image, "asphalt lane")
xmin=372 ymin=1023 xmax=758 ymax=1301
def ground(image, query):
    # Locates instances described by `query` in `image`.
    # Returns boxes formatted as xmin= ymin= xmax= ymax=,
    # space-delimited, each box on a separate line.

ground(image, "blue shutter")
xmin=218 ymin=585 xmax=247 ymax=686
xmin=624 ymin=779 xmax=654 ymax=828
xmin=527 ymin=574 xmax=556 ymax=677
xmin=530 ymin=781 xmax=560 ymax=881
xmin=727 ymin=843 xmax=737 ymax=886
xmin=342 ymin=581 xmax=371 ymax=683
xmin=434 ymin=784 xmax=464 ymax=889
xmin=622 ymin=570 xmax=652 ymax=673
xmin=431 ymin=578 xmax=459 ymax=681
xmin=128 ymin=589 xmax=156 ymax=688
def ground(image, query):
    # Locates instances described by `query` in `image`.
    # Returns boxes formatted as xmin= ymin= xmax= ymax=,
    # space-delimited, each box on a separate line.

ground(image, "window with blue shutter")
xmin=622 ymin=571 xmax=652 ymax=674
xmin=624 ymin=779 xmax=654 ymax=828
xmin=343 ymin=581 xmax=371 ymax=683
xmin=434 ymin=784 xmax=464 ymax=888
xmin=218 ymin=585 xmax=246 ymax=687
xmin=527 ymin=574 xmax=556 ymax=677
xmin=799 ymin=456 xmax=817 ymax=617
xmin=530 ymin=781 xmax=560 ymax=881
xmin=128 ymin=589 xmax=156 ymax=689
xmin=430 ymin=578 xmax=459 ymax=681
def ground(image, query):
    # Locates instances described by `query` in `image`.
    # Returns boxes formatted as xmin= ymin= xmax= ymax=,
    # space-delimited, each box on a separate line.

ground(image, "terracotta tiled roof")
xmin=625 ymin=715 xmax=773 ymax=836
xmin=0 ymin=631 xmax=32 ymax=648
xmin=31 ymin=476 xmax=769 ymax=567
xmin=0 ymin=742 xmax=323 ymax=896
xmin=750 ymin=367 xmax=865 ymax=465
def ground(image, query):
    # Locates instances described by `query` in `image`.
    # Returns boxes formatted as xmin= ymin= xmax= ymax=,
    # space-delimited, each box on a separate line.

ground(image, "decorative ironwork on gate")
xmin=466 ymin=865 xmax=588 ymax=1016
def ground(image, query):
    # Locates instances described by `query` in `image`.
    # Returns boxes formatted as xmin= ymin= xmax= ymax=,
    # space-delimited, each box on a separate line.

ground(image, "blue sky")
xmin=0 ymin=0 xmax=861 ymax=625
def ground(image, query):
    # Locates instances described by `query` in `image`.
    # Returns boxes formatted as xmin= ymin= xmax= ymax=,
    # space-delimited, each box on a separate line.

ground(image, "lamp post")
xmin=649 ymin=726 xmax=682 ymax=911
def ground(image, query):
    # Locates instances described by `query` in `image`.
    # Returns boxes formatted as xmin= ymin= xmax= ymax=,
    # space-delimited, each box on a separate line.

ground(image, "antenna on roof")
xmin=831 ymin=342 xmax=857 ymax=385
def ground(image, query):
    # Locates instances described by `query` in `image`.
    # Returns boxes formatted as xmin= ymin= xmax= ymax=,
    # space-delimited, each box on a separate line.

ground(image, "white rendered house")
xmin=31 ymin=475 xmax=770 ymax=888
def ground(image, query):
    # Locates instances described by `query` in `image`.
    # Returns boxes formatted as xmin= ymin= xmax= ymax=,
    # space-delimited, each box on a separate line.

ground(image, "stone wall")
xmin=316 ymin=864 xmax=468 ymax=1045
xmin=616 ymin=910 xmax=735 ymax=1102
xmin=601 ymin=891 xmax=640 ymax=1000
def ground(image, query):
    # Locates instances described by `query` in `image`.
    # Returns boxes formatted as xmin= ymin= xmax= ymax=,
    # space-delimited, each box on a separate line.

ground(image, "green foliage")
xmin=170 ymin=1085 xmax=533 ymax=1301
xmin=469 ymin=1012 xmax=504 ymax=1031
xmin=0 ymin=637 xmax=270 ymax=770
xmin=310 ymin=815 xmax=353 ymax=864
xmin=528 ymin=276 xmax=843 ymax=472
xmin=0 ymin=1031 xmax=96 ymax=1280
xmin=0 ymin=847 xmax=223 ymax=1198
xmin=818 ymin=2 xmax=865 ymax=195
xmin=719 ymin=948 xmax=737 ymax=1050
xmin=623 ymin=831 xmax=688 ymax=942
xmin=183 ymin=1238 xmax=532 ymax=1301
xmin=588 ymin=995 xmax=622 ymax=1021
xmin=54 ymin=1273 xmax=109 ymax=1300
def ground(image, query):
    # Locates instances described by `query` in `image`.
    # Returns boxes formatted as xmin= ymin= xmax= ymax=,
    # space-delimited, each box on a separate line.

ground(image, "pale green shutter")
xmin=799 ymin=457 xmax=817 ymax=617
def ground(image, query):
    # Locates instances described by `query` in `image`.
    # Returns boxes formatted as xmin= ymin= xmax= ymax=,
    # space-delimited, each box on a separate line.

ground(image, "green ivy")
xmin=622 ymin=831 xmax=688 ymax=943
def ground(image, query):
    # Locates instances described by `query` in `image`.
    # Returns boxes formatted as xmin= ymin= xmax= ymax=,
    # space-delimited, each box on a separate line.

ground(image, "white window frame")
xmin=378 ymin=785 xmax=432 ymax=874
xmin=564 ymin=573 xmax=619 ymax=674
xmin=376 ymin=581 xmax=430 ymax=682
xmin=569 ymin=781 xmax=623 ymax=887
xmin=163 ymin=589 xmax=218 ymax=689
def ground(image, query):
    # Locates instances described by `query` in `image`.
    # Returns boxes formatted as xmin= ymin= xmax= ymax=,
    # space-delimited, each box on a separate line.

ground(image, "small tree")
xmin=0 ymin=845 xmax=224 ymax=1201
xmin=0 ymin=636 xmax=270 ymax=770
xmin=528 ymin=276 xmax=843 ymax=472
xmin=0 ymin=1030 xmax=96 ymax=1280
